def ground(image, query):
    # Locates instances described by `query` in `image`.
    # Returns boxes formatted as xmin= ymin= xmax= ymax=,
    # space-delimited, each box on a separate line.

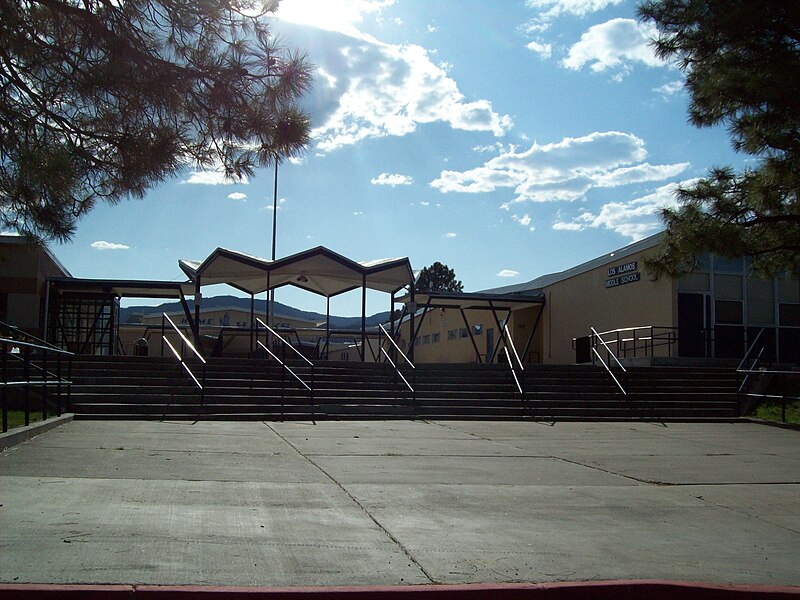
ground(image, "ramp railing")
xmin=256 ymin=318 xmax=315 ymax=420
xmin=378 ymin=324 xmax=415 ymax=413
xmin=590 ymin=327 xmax=627 ymax=396
xmin=1 ymin=330 xmax=73 ymax=432
xmin=161 ymin=313 xmax=206 ymax=402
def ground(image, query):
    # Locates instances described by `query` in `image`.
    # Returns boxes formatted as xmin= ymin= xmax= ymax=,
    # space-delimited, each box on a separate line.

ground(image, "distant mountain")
xmin=119 ymin=295 xmax=391 ymax=330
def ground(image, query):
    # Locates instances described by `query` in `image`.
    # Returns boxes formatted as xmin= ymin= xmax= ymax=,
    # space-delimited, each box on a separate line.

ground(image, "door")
xmin=678 ymin=293 xmax=708 ymax=357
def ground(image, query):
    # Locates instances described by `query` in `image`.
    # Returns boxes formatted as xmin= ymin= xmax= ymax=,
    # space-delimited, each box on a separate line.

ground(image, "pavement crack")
xmin=263 ymin=422 xmax=437 ymax=584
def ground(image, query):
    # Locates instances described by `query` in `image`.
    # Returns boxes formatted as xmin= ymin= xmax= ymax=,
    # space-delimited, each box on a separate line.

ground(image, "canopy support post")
xmin=361 ymin=274 xmax=367 ymax=362
xmin=326 ymin=296 xmax=331 ymax=360
xmin=193 ymin=277 xmax=202 ymax=348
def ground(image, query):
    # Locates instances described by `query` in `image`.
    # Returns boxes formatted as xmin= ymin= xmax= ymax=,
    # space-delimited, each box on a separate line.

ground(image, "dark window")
xmin=715 ymin=300 xmax=743 ymax=325
xmin=713 ymin=256 xmax=743 ymax=272
xmin=432 ymin=333 xmax=440 ymax=343
xmin=459 ymin=328 xmax=468 ymax=338
xmin=779 ymin=303 xmax=800 ymax=327
xmin=473 ymin=324 xmax=483 ymax=335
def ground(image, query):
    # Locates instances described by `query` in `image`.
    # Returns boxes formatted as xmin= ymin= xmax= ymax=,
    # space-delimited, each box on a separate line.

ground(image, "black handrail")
xmin=256 ymin=318 xmax=315 ymax=420
xmin=1 ymin=336 xmax=73 ymax=433
xmin=590 ymin=327 xmax=627 ymax=396
xmin=161 ymin=313 xmax=206 ymax=402
xmin=377 ymin=324 xmax=415 ymax=414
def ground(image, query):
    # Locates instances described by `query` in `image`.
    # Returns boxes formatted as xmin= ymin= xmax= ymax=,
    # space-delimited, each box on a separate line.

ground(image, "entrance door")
xmin=678 ymin=293 xmax=709 ymax=357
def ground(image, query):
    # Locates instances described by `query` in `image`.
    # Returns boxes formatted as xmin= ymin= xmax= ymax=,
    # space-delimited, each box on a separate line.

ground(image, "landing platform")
xmin=1 ymin=420 xmax=798 ymax=587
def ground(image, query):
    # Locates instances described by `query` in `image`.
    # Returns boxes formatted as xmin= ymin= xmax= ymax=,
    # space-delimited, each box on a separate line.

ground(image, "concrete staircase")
xmin=65 ymin=356 xmax=741 ymax=421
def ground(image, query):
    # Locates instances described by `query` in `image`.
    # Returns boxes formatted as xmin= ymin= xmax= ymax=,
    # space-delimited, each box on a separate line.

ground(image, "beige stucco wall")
xmin=539 ymin=249 xmax=675 ymax=364
xmin=396 ymin=305 xmax=544 ymax=364
xmin=0 ymin=238 xmax=69 ymax=335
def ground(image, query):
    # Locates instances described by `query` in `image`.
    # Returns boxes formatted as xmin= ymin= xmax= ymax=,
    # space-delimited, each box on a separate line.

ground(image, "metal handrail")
xmin=501 ymin=324 xmax=524 ymax=396
xmin=256 ymin=340 xmax=311 ymax=391
xmin=378 ymin=324 xmax=414 ymax=369
xmin=377 ymin=324 xmax=415 ymax=414
xmin=737 ymin=328 xmax=764 ymax=372
xmin=591 ymin=326 xmax=627 ymax=395
xmin=161 ymin=313 xmax=206 ymax=396
xmin=504 ymin=347 xmax=523 ymax=395
xmin=256 ymin=319 xmax=313 ymax=366
xmin=2 ymin=336 xmax=73 ymax=432
xmin=380 ymin=347 xmax=413 ymax=392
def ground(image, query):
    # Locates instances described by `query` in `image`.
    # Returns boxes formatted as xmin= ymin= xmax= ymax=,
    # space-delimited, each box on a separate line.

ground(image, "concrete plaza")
xmin=0 ymin=419 xmax=798 ymax=587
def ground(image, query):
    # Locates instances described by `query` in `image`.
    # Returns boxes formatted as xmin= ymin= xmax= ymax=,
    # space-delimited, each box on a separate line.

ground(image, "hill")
xmin=120 ymin=295 xmax=391 ymax=330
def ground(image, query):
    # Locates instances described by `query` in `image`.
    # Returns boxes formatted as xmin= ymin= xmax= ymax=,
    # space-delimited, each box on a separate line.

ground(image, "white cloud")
xmin=227 ymin=192 xmax=247 ymax=201
xmin=526 ymin=0 xmax=624 ymax=22
xmin=526 ymin=41 xmax=552 ymax=59
xmin=563 ymin=19 xmax=664 ymax=77
xmin=182 ymin=170 xmax=248 ymax=185
xmin=91 ymin=240 xmax=130 ymax=251
xmin=277 ymin=0 xmax=395 ymax=37
xmin=497 ymin=269 xmax=520 ymax=278
xmin=444 ymin=232 xmax=457 ymax=238
xmin=552 ymin=221 xmax=585 ymax=231
xmin=559 ymin=179 xmax=700 ymax=240
xmin=304 ymin=34 xmax=513 ymax=151
xmin=262 ymin=198 xmax=287 ymax=211
xmin=654 ymin=79 xmax=685 ymax=98
xmin=431 ymin=131 xmax=686 ymax=206
xmin=353 ymin=210 xmax=365 ymax=216
xmin=419 ymin=201 xmax=430 ymax=206
xmin=593 ymin=162 xmax=690 ymax=187
xmin=512 ymin=214 xmax=536 ymax=231
xmin=371 ymin=172 xmax=413 ymax=186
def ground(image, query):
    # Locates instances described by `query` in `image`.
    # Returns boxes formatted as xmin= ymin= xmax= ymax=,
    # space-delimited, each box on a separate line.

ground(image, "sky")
xmin=51 ymin=0 xmax=747 ymax=317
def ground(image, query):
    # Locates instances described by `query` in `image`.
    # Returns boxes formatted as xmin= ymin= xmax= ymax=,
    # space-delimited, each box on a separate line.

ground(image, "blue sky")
xmin=53 ymin=0 xmax=745 ymax=316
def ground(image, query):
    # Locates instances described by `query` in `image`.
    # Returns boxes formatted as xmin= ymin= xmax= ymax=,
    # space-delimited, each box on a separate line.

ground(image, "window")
xmin=423 ymin=335 xmax=430 ymax=345
xmin=779 ymin=303 xmax=800 ymax=327
xmin=447 ymin=329 xmax=457 ymax=340
xmin=715 ymin=300 xmax=743 ymax=325
xmin=473 ymin=324 xmax=483 ymax=336
xmin=432 ymin=332 xmax=440 ymax=343
xmin=459 ymin=328 xmax=468 ymax=338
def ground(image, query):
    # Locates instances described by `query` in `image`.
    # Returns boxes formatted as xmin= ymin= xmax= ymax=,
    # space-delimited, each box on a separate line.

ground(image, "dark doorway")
xmin=678 ymin=292 xmax=708 ymax=357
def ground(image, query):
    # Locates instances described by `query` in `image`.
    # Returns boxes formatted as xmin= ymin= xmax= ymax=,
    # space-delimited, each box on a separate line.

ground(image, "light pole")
xmin=269 ymin=157 xmax=278 ymax=332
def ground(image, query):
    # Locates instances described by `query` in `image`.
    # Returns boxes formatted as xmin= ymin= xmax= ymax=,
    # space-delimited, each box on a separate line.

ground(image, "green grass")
xmin=752 ymin=399 xmax=800 ymax=424
xmin=4 ymin=410 xmax=44 ymax=430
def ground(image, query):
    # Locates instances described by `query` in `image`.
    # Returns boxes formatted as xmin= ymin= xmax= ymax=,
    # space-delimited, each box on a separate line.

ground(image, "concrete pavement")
xmin=0 ymin=419 xmax=798 ymax=587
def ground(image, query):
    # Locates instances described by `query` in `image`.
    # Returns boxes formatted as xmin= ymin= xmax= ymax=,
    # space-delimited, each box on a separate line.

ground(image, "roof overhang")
xmin=179 ymin=246 xmax=414 ymax=297
xmin=47 ymin=278 xmax=194 ymax=299
xmin=403 ymin=290 xmax=546 ymax=312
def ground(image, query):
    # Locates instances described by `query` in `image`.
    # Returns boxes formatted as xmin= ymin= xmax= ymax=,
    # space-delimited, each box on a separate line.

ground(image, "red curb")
xmin=1 ymin=581 xmax=799 ymax=600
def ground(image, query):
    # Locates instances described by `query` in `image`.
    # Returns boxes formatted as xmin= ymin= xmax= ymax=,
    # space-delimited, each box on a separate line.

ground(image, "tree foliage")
xmin=416 ymin=261 xmax=464 ymax=293
xmin=0 ymin=0 xmax=312 ymax=241
xmin=638 ymin=0 xmax=800 ymax=276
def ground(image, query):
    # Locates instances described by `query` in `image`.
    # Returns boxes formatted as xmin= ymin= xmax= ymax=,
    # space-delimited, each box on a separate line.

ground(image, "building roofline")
xmin=1 ymin=233 xmax=72 ymax=278
xmin=481 ymin=231 xmax=664 ymax=295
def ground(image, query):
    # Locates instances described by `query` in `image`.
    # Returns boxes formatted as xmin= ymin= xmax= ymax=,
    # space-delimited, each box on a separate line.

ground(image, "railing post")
xmin=2 ymin=341 xmax=7 ymax=432
xmin=280 ymin=361 xmax=285 ymax=422
xmin=42 ymin=350 xmax=48 ymax=421
xmin=56 ymin=352 xmax=62 ymax=416
xmin=23 ymin=347 xmax=30 ymax=426
xmin=781 ymin=373 xmax=787 ymax=423
xmin=66 ymin=354 xmax=72 ymax=412
xmin=161 ymin=315 xmax=165 ymax=357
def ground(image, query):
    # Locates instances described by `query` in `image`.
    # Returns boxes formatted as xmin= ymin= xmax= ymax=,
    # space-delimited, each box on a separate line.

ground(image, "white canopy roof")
xmin=179 ymin=246 xmax=414 ymax=297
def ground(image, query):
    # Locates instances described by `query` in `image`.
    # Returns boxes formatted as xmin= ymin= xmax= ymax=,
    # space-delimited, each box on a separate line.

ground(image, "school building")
xmin=1 ymin=232 xmax=798 ymax=365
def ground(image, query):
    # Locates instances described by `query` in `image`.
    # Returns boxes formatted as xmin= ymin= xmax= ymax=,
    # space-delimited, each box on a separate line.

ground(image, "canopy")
xmin=47 ymin=278 xmax=194 ymax=299
xmin=179 ymin=246 xmax=414 ymax=297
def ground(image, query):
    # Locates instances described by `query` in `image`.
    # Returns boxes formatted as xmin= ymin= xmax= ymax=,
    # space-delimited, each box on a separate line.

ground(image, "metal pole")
xmin=2 ymin=341 xmax=7 ymax=432
xmin=249 ymin=294 xmax=255 ymax=357
xmin=23 ymin=348 xmax=30 ymax=426
xmin=361 ymin=274 xmax=367 ymax=362
xmin=326 ymin=296 xmax=331 ymax=360
xmin=269 ymin=160 xmax=278 ymax=333
xmin=42 ymin=351 xmax=48 ymax=421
